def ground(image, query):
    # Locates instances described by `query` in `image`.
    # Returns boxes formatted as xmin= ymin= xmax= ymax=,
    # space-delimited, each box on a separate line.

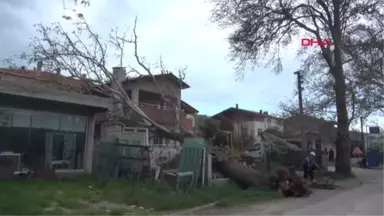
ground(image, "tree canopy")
xmin=209 ymin=0 xmax=384 ymax=174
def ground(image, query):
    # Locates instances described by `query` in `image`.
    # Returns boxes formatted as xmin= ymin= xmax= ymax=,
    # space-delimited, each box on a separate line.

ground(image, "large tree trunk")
xmin=332 ymin=0 xmax=352 ymax=175
xmin=212 ymin=158 xmax=269 ymax=188
xmin=333 ymin=75 xmax=352 ymax=174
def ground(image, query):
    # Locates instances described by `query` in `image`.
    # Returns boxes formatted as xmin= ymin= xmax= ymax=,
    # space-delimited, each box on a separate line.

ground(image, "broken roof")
xmin=0 ymin=67 xmax=86 ymax=87
xmin=122 ymin=73 xmax=190 ymax=89
xmin=0 ymin=68 xmax=110 ymax=109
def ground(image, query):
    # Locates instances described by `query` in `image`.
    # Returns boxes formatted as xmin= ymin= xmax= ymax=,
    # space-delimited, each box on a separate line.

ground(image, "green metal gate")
xmin=95 ymin=141 xmax=150 ymax=179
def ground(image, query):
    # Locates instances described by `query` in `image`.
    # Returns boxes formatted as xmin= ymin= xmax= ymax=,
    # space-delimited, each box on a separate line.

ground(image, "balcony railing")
xmin=137 ymin=102 xmax=194 ymax=131
xmin=137 ymin=102 xmax=173 ymax=110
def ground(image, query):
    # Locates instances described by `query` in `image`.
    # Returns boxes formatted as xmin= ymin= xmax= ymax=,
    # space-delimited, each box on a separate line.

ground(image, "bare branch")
xmin=10 ymin=14 xmax=190 ymax=141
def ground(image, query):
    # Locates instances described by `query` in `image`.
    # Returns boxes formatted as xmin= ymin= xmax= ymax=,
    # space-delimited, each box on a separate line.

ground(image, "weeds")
xmin=0 ymin=178 xmax=280 ymax=215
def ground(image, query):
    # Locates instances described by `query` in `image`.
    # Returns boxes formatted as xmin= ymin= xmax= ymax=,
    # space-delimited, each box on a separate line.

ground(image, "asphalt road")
xmin=190 ymin=167 xmax=383 ymax=215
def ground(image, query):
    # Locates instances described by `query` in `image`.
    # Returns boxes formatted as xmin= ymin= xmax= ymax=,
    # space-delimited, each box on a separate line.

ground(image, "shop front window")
xmin=31 ymin=111 xmax=60 ymax=130
xmin=0 ymin=107 xmax=87 ymax=171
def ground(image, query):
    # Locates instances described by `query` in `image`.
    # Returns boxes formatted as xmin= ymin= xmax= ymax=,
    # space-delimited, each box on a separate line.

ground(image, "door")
xmin=45 ymin=132 xmax=76 ymax=169
xmin=63 ymin=133 xmax=76 ymax=168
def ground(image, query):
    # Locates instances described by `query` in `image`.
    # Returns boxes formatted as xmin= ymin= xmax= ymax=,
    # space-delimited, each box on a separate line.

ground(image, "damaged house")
xmin=0 ymin=64 xmax=198 ymax=175
xmin=97 ymin=69 xmax=198 ymax=145
xmin=0 ymin=66 xmax=109 ymax=173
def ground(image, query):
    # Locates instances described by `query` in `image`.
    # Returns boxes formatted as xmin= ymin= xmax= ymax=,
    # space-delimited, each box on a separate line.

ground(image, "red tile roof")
xmin=0 ymin=68 xmax=86 ymax=88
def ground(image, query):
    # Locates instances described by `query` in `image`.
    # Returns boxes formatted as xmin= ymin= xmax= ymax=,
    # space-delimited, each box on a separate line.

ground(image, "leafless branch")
xmin=11 ymin=14 xmax=190 ymax=140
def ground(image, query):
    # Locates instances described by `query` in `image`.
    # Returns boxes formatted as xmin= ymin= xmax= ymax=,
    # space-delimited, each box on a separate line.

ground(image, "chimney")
xmin=82 ymin=74 xmax=87 ymax=79
xmin=235 ymin=104 xmax=238 ymax=109
xmin=112 ymin=67 xmax=126 ymax=83
xmin=21 ymin=66 xmax=26 ymax=70
xmin=259 ymin=110 xmax=262 ymax=114
xmin=56 ymin=68 xmax=61 ymax=75
xmin=37 ymin=61 xmax=43 ymax=71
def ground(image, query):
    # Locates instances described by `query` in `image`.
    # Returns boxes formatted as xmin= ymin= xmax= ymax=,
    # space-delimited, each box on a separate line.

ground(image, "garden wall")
xmin=150 ymin=141 xmax=181 ymax=170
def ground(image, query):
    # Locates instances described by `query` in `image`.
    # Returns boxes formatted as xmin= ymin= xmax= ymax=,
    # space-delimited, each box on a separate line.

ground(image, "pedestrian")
xmin=303 ymin=151 xmax=319 ymax=183
xmin=329 ymin=148 xmax=335 ymax=162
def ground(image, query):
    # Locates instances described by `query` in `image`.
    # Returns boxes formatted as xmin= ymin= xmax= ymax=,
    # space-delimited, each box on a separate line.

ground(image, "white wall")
xmin=186 ymin=114 xmax=195 ymax=129
xmin=233 ymin=117 xmax=283 ymax=142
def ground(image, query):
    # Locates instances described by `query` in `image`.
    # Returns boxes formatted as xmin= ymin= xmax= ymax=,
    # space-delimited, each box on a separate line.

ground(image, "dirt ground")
xmin=188 ymin=167 xmax=383 ymax=215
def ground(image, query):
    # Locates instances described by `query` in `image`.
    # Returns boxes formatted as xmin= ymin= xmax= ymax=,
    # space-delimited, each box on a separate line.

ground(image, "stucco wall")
xmin=124 ymin=79 xmax=181 ymax=104
xmin=233 ymin=117 xmax=283 ymax=141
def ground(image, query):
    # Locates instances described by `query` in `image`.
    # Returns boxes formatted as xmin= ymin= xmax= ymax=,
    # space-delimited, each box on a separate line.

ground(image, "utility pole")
xmin=360 ymin=117 xmax=365 ymax=154
xmin=294 ymin=70 xmax=304 ymax=148
xmin=294 ymin=70 xmax=304 ymax=115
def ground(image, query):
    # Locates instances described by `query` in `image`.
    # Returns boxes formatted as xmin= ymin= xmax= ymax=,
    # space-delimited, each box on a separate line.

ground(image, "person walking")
xmin=329 ymin=148 xmax=335 ymax=162
xmin=303 ymin=151 xmax=319 ymax=183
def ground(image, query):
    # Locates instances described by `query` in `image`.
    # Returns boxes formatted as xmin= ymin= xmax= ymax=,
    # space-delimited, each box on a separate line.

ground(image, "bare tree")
xmin=209 ymin=0 xmax=384 ymax=174
xmin=279 ymin=33 xmax=383 ymax=126
xmin=279 ymin=70 xmax=374 ymax=125
xmin=22 ymin=14 xmax=188 ymax=140
xmin=343 ymin=33 xmax=384 ymax=116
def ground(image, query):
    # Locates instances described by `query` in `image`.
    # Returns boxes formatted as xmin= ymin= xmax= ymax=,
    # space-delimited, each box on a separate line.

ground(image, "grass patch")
xmin=0 ymin=178 xmax=280 ymax=215
xmin=214 ymin=186 xmax=281 ymax=207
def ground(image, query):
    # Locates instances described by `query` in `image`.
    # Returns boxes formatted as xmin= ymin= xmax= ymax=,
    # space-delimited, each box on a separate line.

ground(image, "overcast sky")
xmin=0 ymin=0 xmax=382 ymax=127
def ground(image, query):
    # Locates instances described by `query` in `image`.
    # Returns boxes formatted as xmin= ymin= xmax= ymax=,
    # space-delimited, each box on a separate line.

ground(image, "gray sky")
xmin=0 ymin=0 xmax=382 ymax=127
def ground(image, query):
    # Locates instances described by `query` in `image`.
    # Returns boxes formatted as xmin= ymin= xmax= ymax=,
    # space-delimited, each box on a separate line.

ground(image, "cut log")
xmin=212 ymin=158 xmax=269 ymax=189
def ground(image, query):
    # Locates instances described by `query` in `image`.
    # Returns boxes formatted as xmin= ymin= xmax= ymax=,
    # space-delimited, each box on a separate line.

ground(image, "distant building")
xmin=211 ymin=104 xmax=283 ymax=143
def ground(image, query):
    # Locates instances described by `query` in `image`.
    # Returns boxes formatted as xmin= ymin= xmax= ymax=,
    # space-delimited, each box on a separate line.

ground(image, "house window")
xmin=60 ymin=115 xmax=86 ymax=132
xmin=240 ymin=126 xmax=247 ymax=136
xmin=12 ymin=109 xmax=31 ymax=128
xmin=307 ymin=140 xmax=312 ymax=149
xmin=0 ymin=109 xmax=12 ymax=127
xmin=126 ymin=90 xmax=132 ymax=99
xmin=257 ymin=128 xmax=263 ymax=136
xmin=31 ymin=111 xmax=60 ymax=130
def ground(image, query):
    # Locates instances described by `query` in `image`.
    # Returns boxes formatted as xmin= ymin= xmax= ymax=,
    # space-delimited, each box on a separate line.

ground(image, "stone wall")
xmin=150 ymin=142 xmax=181 ymax=170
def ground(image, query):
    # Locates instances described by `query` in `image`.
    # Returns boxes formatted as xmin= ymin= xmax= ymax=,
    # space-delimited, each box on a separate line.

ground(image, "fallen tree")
xmin=208 ymin=132 xmax=311 ymax=197
xmin=6 ymin=12 xmax=189 ymax=142
xmin=211 ymin=152 xmax=269 ymax=189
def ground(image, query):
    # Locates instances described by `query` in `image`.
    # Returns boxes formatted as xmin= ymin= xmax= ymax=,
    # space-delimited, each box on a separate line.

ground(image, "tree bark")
xmin=213 ymin=158 xmax=269 ymax=187
xmin=332 ymin=0 xmax=352 ymax=174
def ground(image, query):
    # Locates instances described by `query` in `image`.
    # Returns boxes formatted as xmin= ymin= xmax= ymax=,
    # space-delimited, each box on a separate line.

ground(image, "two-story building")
xmin=97 ymin=67 xmax=198 ymax=146
xmin=211 ymin=104 xmax=283 ymax=144
xmin=0 ymin=65 xmax=198 ymax=175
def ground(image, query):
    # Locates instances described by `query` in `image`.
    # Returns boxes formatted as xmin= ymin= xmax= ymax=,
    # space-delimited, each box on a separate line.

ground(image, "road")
xmin=190 ymin=167 xmax=383 ymax=215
